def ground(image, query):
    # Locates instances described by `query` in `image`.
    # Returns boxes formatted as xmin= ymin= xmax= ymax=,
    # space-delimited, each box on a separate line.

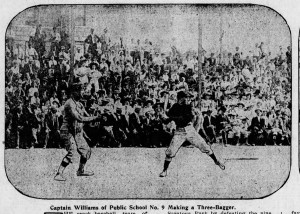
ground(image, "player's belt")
xmin=176 ymin=123 xmax=193 ymax=132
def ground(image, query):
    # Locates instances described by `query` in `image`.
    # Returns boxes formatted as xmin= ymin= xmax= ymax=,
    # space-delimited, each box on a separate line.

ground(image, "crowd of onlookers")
xmin=5 ymin=25 xmax=291 ymax=149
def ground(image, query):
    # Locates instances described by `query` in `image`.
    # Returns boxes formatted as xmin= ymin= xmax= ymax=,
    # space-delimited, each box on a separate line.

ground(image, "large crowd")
xmin=5 ymin=25 xmax=291 ymax=149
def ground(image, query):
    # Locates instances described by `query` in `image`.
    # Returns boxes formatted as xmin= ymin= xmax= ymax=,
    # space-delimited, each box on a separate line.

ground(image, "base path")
xmin=4 ymin=145 xmax=290 ymax=199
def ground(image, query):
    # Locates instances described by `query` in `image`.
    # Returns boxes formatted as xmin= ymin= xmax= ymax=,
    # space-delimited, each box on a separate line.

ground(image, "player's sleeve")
xmin=167 ymin=104 xmax=183 ymax=119
xmin=185 ymin=105 xmax=194 ymax=122
xmin=66 ymin=102 xmax=98 ymax=122
xmin=165 ymin=104 xmax=181 ymax=123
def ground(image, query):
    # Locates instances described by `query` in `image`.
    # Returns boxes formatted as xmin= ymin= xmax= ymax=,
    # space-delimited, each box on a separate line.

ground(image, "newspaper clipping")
xmin=0 ymin=1 xmax=299 ymax=214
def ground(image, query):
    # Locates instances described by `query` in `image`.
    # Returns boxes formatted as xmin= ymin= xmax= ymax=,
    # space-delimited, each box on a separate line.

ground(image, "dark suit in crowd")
xmin=249 ymin=116 xmax=268 ymax=145
xmin=203 ymin=113 xmax=217 ymax=143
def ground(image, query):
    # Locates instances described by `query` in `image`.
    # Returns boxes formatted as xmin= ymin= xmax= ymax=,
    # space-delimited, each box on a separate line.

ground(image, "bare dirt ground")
xmin=4 ymin=144 xmax=290 ymax=199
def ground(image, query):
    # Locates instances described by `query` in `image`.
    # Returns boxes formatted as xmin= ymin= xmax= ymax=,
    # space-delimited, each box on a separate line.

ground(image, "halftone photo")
xmin=4 ymin=4 xmax=291 ymax=199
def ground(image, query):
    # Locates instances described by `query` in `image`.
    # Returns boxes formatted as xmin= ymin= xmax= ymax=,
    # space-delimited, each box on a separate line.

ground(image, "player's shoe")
xmin=215 ymin=161 xmax=225 ymax=170
xmin=77 ymin=170 xmax=94 ymax=176
xmin=54 ymin=173 xmax=66 ymax=181
xmin=159 ymin=170 xmax=167 ymax=177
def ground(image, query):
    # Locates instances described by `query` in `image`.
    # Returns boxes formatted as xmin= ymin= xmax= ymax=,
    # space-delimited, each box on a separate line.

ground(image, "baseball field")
xmin=4 ymin=145 xmax=290 ymax=199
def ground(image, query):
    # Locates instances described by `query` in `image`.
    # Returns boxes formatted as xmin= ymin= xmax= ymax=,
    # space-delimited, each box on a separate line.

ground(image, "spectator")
xmin=4 ymin=24 xmax=291 ymax=149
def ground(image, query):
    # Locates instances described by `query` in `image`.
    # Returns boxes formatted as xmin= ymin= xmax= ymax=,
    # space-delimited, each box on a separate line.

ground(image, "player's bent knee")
xmin=205 ymin=149 xmax=213 ymax=156
xmin=79 ymin=148 xmax=91 ymax=160
xmin=63 ymin=155 xmax=74 ymax=164
xmin=86 ymin=148 xmax=92 ymax=160
xmin=165 ymin=155 xmax=173 ymax=161
xmin=198 ymin=145 xmax=213 ymax=155
xmin=165 ymin=149 xmax=176 ymax=159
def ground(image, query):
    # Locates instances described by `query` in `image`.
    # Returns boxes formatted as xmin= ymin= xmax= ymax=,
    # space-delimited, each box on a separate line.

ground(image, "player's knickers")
xmin=63 ymin=132 xmax=91 ymax=164
xmin=166 ymin=124 xmax=213 ymax=158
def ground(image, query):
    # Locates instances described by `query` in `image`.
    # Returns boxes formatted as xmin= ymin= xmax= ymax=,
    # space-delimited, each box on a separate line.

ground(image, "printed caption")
xmin=47 ymin=205 xmax=299 ymax=214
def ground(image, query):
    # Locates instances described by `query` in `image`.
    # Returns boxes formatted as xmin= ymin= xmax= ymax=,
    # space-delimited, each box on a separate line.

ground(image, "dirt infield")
xmin=4 ymin=145 xmax=290 ymax=199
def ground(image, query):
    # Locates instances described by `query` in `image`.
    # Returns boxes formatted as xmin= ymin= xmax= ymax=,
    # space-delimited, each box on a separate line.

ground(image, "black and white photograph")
xmin=4 ymin=4 xmax=291 ymax=199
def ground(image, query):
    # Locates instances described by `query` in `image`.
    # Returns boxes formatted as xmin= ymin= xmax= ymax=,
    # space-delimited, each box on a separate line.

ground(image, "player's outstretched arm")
xmin=68 ymin=104 xmax=101 ymax=122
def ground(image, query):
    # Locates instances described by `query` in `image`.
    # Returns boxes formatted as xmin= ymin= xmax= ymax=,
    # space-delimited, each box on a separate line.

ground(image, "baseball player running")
xmin=159 ymin=91 xmax=225 ymax=177
xmin=54 ymin=82 xmax=101 ymax=181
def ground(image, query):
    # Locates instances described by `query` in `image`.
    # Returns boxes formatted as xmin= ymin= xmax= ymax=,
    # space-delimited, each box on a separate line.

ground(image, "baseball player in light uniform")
xmin=159 ymin=91 xmax=225 ymax=177
xmin=54 ymin=82 xmax=101 ymax=181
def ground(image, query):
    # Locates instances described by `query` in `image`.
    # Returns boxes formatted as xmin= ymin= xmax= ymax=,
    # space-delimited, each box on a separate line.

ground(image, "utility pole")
xmin=219 ymin=7 xmax=224 ymax=64
xmin=197 ymin=11 xmax=203 ymax=108
xmin=69 ymin=5 xmax=75 ymax=82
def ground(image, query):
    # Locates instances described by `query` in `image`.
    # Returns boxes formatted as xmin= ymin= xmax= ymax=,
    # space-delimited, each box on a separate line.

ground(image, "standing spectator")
xmin=85 ymin=28 xmax=100 ymax=56
xmin=45 ymin=105 xmax=63 ymax=148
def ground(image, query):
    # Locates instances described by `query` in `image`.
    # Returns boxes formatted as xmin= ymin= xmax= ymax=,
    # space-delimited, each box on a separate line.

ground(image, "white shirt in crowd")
xmin=26 ymin=47 xmax=38 ymax=58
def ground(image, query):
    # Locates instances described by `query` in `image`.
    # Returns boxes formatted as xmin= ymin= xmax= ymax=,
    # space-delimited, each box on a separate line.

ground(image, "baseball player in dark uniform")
xmin=54 ymin=82 xmax=101 ymax=181
xmin=159 ymin=91 xmax=225 ymax=177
